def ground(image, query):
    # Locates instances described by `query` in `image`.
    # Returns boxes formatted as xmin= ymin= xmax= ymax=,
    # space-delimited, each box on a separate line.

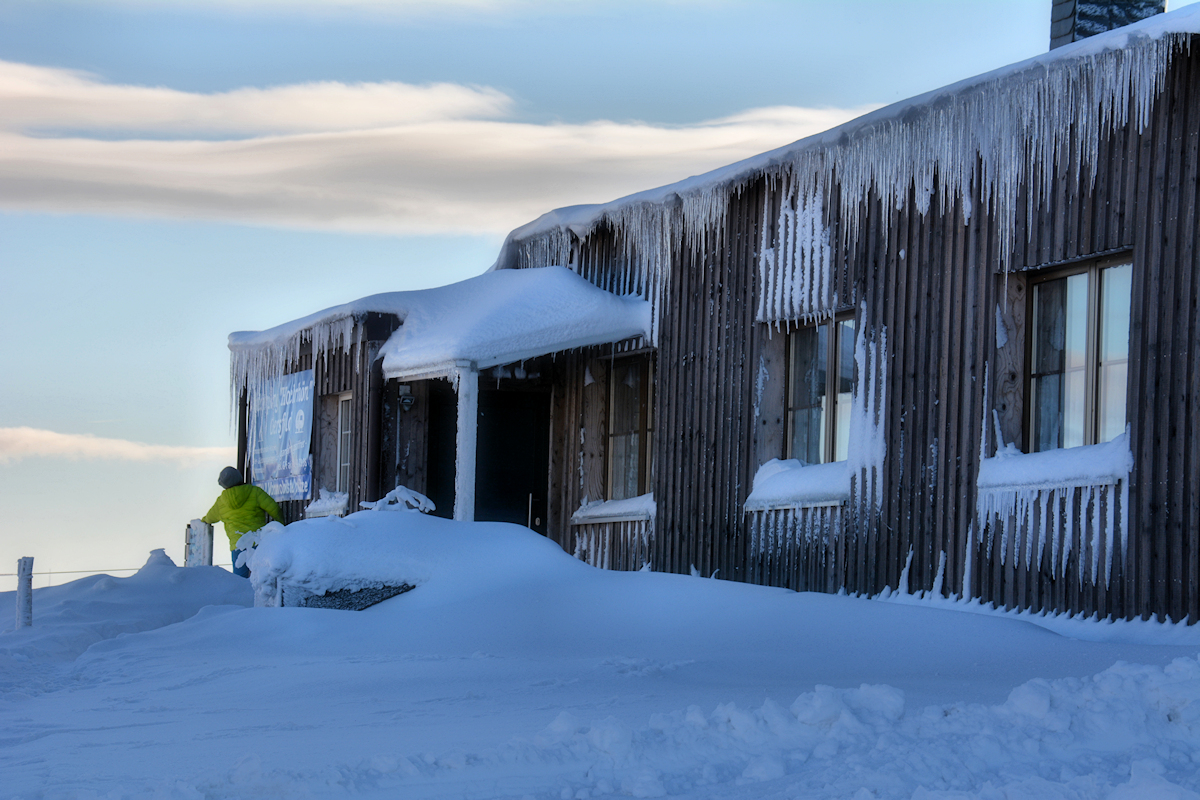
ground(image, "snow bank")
xmin=227 ymin=266 xmax=650 ymax=407
xmin=0 ymin=549 xmax=250 ymax=693
xmin=8 ymin=519 xmax=1200 ymax=798
xmin=514 ymin=657 xmax=1200 ymax=800
xmin=246 ymin=508 xmax=589 ymax=607
xmin=877 ymin=580 xmax=1200 ymax=646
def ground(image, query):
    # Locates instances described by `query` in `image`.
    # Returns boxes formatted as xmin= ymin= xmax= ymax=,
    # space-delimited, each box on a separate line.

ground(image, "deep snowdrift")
xmin=3 ymin=512 xmax=1200 ymax=799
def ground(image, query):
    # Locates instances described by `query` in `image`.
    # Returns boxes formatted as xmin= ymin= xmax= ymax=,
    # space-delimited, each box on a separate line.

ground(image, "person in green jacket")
xmin=202 ymin=466 xmax=282 ymax=578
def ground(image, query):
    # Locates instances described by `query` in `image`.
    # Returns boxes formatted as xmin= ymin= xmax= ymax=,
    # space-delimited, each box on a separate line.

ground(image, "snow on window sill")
xmin=977 ymin=433 xmax=1134 ymax=493
xmin=743 ymin=459 xmax=850 ymax=513
xmin=305 ymin=489 xmax=348 ymax=519
xmin=571 ymin=493 xmax=656 ymax=524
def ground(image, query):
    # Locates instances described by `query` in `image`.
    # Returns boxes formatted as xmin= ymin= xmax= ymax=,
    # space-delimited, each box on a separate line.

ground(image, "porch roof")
xmin=378 ymin=265 xmax=651 ymax=381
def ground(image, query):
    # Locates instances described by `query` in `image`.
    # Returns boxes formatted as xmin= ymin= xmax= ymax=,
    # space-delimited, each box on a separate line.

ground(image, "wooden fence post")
xmin=185 ymin=520 xmax=214 ymax=567
xmin=16 ymin=557 xmax=33 ymax=629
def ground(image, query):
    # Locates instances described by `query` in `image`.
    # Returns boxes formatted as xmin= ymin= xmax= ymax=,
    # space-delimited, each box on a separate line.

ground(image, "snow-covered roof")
xmin=229 ymin=8 xmax=1200 ymax=400
xmin=496 ymin=5 xmax=1200 ymax=276
xmin=377 ymin=266 xmax=650 ymax=380
xmin=228 ymin=266 xmax=650 ymax=400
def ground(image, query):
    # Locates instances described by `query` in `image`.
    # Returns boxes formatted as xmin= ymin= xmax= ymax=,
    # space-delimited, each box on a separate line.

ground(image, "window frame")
xmin=785 ymin=309 xmax=856 ymax=465
xmin=605 ymin=355 xmax=654 ymax=501
xmin=335 ymin=392 xmax=353 ymax=493
xmin=1023 ymin=253 xmax=1132 ymax=452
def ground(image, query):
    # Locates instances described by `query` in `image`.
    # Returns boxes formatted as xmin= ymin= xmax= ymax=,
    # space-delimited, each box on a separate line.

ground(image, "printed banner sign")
xmin=249 ymin=369 xmax=314 ymax=501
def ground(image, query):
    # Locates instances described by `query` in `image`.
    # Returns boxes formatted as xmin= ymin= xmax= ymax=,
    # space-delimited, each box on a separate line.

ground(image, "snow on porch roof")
xmin=378 ymin=266 xmax=650 ymax=380
xmin=227 ymin=267 xmax=650 ymax=396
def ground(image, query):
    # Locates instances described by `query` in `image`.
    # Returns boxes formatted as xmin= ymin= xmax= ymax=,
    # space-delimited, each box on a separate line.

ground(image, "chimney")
xmin=1050 ymin=0 xmax=1166 ymax=50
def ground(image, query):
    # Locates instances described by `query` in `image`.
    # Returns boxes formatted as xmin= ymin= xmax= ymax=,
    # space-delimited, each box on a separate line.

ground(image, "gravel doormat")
xmin=299 ymin=583 xmax=415 ymax=610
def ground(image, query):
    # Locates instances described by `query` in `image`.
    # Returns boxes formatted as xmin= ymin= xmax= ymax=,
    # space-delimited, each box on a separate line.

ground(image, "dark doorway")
xmin=476 ymin=388 xmax=551 ymax=534
xmin=424 ymin=378 xmax=458 ymax=519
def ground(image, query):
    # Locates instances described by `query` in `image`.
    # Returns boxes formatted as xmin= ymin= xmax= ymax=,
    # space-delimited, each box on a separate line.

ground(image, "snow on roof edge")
xmin=227 ymin=290 xmax=420 ymax=351
xmin=226 ymin=268 xmax=651 ymax=416
xmin=494 ymin=5 xmax=1200 ymax=263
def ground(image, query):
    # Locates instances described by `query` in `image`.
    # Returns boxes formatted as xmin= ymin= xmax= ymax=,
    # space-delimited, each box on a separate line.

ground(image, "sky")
xmin=2 ymin=0 xmax=1193 ymax=588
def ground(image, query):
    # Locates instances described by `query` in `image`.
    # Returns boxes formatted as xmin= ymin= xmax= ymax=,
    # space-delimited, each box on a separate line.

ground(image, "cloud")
xmin=0 ymin=427 xmax=235 ymax=466
xmin=35 ymin=0 xmax=699 ymax=14
xmin=1 ymin=61 xmax=512 ymax=135
xmin=0 ymin=60 xmax=876 ymax=236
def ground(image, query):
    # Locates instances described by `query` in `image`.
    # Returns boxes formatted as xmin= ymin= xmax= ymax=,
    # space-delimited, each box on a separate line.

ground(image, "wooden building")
xmin=229 ymin=7 xmax=1200 ymax=623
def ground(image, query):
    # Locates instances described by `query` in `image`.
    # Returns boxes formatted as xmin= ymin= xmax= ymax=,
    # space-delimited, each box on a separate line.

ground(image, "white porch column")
xmin=453 ymin=364 xmax=479 ymax=522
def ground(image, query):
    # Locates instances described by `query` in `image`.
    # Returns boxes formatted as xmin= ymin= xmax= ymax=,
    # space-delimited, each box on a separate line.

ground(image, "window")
xmin=787 ymin=314 xmax=855 ymax=464
xmin=1028 ymin=257 xmax=1132 ymax=452
xmin=607 ymin=358 xmax=654 ymax=500
xmin=336 ymin=393 xmax=353 ymax=492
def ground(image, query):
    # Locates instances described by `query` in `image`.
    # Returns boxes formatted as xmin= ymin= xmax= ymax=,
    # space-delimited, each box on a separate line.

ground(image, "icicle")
xmin=1036 ymin=489 xmax=1051 ymax=570
xmin=995 ymin=305 xmax=1009 ymax=349
xmin=1077 ymin=488 xmax=1088 ymax=589
xmin=1050 ymin=487 xmax=1062 ymax=578
xmin=979 ymin=363 xmax=991 ymax=463
xmin=932 ymin=550 xmax=947 ymax=597
xmin=498 ymin=30 xmax=1189 ymax=334
xmin=1063 ymin=486 xmax=1075 ymax=580
xmin=1090 ymin=484 xmax=1102 ymax=584
xmin=1119 ymin=472 xmax=1130 ymax=577
xmin=898 ymin=549 xmax=914 ymax=595
xmin=229 ymin=312 xmax=361 ymax=426
xmin=1104 ymin=481 xmax=1117 ymax=587
xmin=753 ymin=356 xmax=768 ymax=422
xmin=847 ymin=319 xmax=887 ymax=509
xmin=1001 ymin=500 xmax=1011 ymax=567
xmin=962 ymin=523 xmax=974 ymax=599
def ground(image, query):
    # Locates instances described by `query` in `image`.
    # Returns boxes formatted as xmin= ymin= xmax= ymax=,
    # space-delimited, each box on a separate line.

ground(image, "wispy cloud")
xmin=2 ymin=61 xmax=512 ymax=134
xmin=0 ymin=60 xmax=875 ymax=235
xmin=36 ymin=0 xmax=694 ymax=14
xmin=0 ymin=427 xmax=234 ymax=466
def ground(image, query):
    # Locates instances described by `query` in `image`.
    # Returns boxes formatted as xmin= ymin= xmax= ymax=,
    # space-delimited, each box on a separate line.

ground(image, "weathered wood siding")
xmin=237 ymin=313 xmax=398 ymax=523
xmin=518 ymin=43 xmax=1200 ymax=623
xmin=574 ymin=519 xmax=653 ymax=571
xmin=545 ymin=344 xmax=654 ymax=561
xmin=389 ymin=379 xmax=431 ymax=497
xmin=653 ymin=184 xmax=768 ymax=581
xmin=1123 ymin=45 xmax=1200 ymax=624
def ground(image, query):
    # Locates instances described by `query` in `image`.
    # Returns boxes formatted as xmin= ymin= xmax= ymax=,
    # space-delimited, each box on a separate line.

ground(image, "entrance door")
xmin=475 ymin=388 xmax=551 ymax=534
xmin=424 ymin=378 xmax=458 ymax=520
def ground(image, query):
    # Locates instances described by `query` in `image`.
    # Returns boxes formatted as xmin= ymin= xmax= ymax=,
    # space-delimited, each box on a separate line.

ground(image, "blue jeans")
xmin=231 ymin=549 xmax=250 ymax=578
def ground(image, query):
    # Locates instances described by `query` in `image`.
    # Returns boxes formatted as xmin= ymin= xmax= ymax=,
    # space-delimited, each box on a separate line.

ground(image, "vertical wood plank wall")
xmin=390 ymin=380 xmax=431 ymax=497
xmin=546 ymin=346 xmax=654 ymax=563
xmin=239 ymin=315 xmax=399 ymax=524
xmin=310 ymin=341 xmax=374 ymax=515
xmin=520 ymin=44 xmax=1200 ymax=622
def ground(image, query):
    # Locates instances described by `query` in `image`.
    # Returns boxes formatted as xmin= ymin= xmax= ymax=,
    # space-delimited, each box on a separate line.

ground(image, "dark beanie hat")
xmin=218 ymin=466 xmax=244 ymax=489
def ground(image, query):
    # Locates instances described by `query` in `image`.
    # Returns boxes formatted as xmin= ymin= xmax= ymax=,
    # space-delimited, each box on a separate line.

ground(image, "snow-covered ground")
xmin=4 ymin=512 xmax=1200 ymax=799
